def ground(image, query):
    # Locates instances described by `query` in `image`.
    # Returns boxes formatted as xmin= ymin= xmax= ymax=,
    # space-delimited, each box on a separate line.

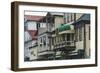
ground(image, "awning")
xmin=58 ymin=24 xmax=71 ymax=32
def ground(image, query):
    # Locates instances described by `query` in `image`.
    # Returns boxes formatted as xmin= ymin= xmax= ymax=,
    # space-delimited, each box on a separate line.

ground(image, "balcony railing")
xmin=54 ymin=41 xmax=75 ymax=49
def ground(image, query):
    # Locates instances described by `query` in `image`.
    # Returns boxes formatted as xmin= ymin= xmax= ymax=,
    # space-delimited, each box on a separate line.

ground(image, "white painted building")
xmin=37 ymin=16 xmax=54 ymax=60
xmin=24 ymin=15 xmax=44 ymax=61
xmin=24 ymin=30 xmax=38 ymax=61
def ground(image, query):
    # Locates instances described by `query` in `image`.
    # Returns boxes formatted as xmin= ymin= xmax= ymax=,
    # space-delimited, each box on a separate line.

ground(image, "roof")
xmin=77 ymin=14 xmax=90 ymax=21
xmin=27 ymin=30 xmax=38 ymax=40
xmin=24 ymin=15 xmax=44 ymax=21
xmin=73 ymin=14 xmax=90 ymax=25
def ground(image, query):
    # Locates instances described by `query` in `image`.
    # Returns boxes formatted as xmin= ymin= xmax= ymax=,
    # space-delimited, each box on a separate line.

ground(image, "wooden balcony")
xmin=59 ymin=30 xmax=75 ymax=34
xmin=53 ymin=41 xmax=75 ymax=51
xmin=38 ymin=51 xmax=54 ymax=56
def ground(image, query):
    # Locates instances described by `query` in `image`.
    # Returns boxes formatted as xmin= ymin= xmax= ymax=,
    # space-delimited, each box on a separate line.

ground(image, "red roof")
xmin=27 ymin=30 xmax=38 ymax=40
xmin=24 ymin=15 xmax=44 ymax=21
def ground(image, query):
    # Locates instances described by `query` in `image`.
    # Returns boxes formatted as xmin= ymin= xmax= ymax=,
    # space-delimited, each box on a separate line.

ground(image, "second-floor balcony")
xmin=59 ymin=30 xmax=75 ymax=34
xmin=38 ymin=50 xmax=54 ymax=56
xmin=53 ymin=41 xmax=75 ymax=51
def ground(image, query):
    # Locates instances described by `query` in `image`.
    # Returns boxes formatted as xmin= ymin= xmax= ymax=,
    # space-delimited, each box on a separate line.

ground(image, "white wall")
xmin=0 ymin=0 xmax=99 ymax=73
xmin=24 ymin=31 xmax=32 ymax=42
xmin=29 ymin=46 xmax=38 ymax=60
xmin=27 ymin=21 xmax=37 ymax=30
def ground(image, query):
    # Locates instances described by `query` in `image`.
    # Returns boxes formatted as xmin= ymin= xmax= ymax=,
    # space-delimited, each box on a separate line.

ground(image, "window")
xmin=56 ymin=36 xmax=58 ymax=43
xmin=56 ymin=37 xmax=58 ymax=43
xmin=76 ymin=29 xmax=78 ymax=42
xmin=40 ymin=37 xmax=42 ymax=47
xmin=50 ymin=17 xmax=54 ymax=27
xmin=67 ymin=34 xmax=71 ymax=45
xmin=69 ymin=13 xmax=71 ymax=22
xmin=59 ymin=35 xmax=62 ymax=42
xmin=71 ymin=13 xmax=74 ymax=22
xmin=79 ymin=27 xmax=82 ymax=41
xmin=48 ymin=38 xmax=50 ymax=47
xmin=58 ymin=36 xmax=60 ymax=43
xmin=71 ymin=14 xmax=73 ymax=22
xmin=67 ymin=13 xmax=69 ymax=23
xmin=69 ymin=13 xmax=72 ymax=22
xmin=67 ymin=34 xmax=70 ymax=41
xmin=55 ymin=29 xmax=59 ymax=34
xmin=55 ymin=37 xmax=57 ymax=45
xmin=89 ymin=26 xmax=90 ymax=40
xmin=43 ymin=36 xmax=46 ymax=46
xmin=40 ymin=37 xmax=42 ymax=43
xmin=74 ymin=13 xmax=76 ymax=21
xmin=37 ymin=23 xmax=40 ymax=28
xmin=52 ymin=37 xmax=54 ymax=45
xmin=72 ymin=34 xmax=74 ymax=41
xmin=64 ymin=13 xmax=66 ymax=24
xmin=54 ymin=37 xmax=56 ymax=45
xmin=24 ymin=22 xmax=28 ymax=31
xmin=62 ymin=34 xmax=66 ymax=41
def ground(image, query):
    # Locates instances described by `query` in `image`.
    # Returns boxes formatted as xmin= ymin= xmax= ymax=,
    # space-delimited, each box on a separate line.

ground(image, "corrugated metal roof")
xmin=72 ymin=14 xmax=90 ymax=25
xmin=73 ymin=14 xmax=90 ymax=25
xmin=24 ymin=15 xmax=44 ymax=21
xmin=77 ymin=14 xmax=90 ymax=21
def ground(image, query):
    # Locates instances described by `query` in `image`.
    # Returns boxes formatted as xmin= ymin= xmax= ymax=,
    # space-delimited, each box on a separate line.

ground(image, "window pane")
xmin=67 ymin=34 xmax=70 ymax=41
xmin=43 ymin=36 xmax=46 ymax=46
xmin=76 ymin=29 xmax=78 ymax=42
xmin=89 ymin=26 xmax=90 ymax=40
xmin=79 ymin=27 xmax=82 ymax=41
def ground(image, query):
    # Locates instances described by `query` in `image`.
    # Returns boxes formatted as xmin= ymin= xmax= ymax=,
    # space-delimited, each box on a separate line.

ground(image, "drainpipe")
xmin=74 ymin=13 xmax=76 ymax=50
xmin=84 ymin=23 xmax=86 ymax=58
xmin=64 ymin=13 xmax=66 ymax=24
xmin=74 ymin=13 xmax=76 ymax=21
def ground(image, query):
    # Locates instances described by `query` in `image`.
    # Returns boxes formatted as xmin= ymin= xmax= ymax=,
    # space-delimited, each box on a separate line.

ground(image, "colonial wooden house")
xmin=50 ymin=13 xmax=76 ymax=59
xmin=37 ymin=12 xmax=77 ymax=60
xmin=73 ymin=14 xmax=90 ymax=58
xmin=24 ymin=15 xmax=43 ymax=61
xmin=37 ymin=14 xmax=54 ymax=60
xmin=24 ymin=12 xmax=90 ymax=61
